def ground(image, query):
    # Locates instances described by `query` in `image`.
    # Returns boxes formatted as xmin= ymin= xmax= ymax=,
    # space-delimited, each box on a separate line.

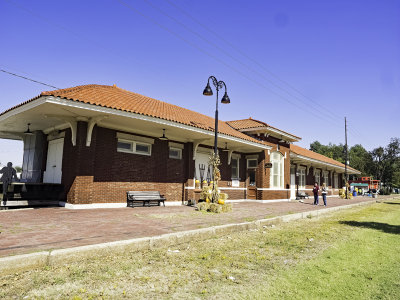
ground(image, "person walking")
xmin=321 ymin=183 xmax=328 ymax=206
xmin=313 ymin=182 xmax=319 ymax=205
xmin=0 ymin=162 xmax=18 ymax=205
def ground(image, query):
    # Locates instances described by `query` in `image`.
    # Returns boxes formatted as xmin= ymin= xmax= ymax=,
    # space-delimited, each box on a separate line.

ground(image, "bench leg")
xmin=163 ymin=201 xmax=165 ymax=207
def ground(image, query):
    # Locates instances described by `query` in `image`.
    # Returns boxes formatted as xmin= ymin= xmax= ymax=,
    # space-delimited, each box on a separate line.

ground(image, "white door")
xmin=290 ymin=167 xmax=296 ymax=199
xmin=43 ymin=138 xmax=64 ymax=184
xmin=195 ymin=151 xmax=212 ymax=182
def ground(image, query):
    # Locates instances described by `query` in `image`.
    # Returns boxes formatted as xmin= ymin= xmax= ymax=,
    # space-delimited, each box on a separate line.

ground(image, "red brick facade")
xmin=46 ymin=121 xmax=348 ymax=204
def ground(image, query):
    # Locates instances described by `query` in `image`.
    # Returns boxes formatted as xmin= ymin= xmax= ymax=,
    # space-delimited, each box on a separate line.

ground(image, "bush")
xmin=379 ymin=188 xmax=391 ymax=195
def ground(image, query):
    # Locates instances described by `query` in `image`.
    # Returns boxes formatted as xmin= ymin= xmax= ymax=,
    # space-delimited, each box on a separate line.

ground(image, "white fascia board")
xmin=240 ymin=126 xmax=300 ymax=142
xmin=265 ymin=126 xmax=300 ymax=142
xmin=290 ymin=153 xmax=360 ymax=174
xmin=44 ymin=96 xmax=270 ymax=150
xmin=0 ymin=97 xmax=47 ymax=123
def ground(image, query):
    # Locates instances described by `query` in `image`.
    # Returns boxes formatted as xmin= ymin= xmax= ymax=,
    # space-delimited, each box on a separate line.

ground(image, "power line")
xmin=0 ymin=69 xmax=60 ymax=89
xmin=164 ymin=0 xmax=353 ymax=123
xmin=115 ymin=0 xmax=344 ymax=129
xmin=144 ymin=0 xmax=341 ymax=126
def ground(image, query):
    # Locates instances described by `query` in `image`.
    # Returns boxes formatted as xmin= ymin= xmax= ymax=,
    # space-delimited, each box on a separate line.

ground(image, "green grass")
xmin=1 ymin=198 xmax=399 ymax=299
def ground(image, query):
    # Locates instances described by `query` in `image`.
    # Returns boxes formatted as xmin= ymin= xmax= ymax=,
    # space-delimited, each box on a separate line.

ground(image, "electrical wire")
xmin=163 ymin=0 xmax=352 ymax=122
xmin=115 ymin=0 xmax=344 ymax=129
xmin=0 ymin=69 xmax=59 ymax=89
xmin=143 ymin=0 xmax=341 ymax=126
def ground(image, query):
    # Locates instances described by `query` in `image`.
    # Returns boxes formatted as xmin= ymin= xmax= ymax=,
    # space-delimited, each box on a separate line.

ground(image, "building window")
xmin=334 ymin=174 xmax=338 ymax=188
xmin=169 ymin=147 xmax=182 ymax=159
xmin=231 ymin=157 xmax=239 ymax=179
xmin=299 ymin=168 xmax=306 ymax=189
xmin=315 ymin=170 xmax=321 ymax=186
xmin=247 ymin=158 xmax=258 ymax=169
xmin=270 ymin=152 xmax=284 ymax=189
xmin=117 ymin=140 xmax=132 ymax=152
xmin=117 ymin=139 xmax=151 ymax=156
xmin=323 ymin=171 xmax=329 ymax=186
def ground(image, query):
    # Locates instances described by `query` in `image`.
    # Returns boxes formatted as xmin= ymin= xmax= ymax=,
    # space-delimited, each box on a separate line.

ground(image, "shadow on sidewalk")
xmin=383 ymin=202 xmax=400 ymax=205
xmin=339 ymin=221 xmax=400 ymax=235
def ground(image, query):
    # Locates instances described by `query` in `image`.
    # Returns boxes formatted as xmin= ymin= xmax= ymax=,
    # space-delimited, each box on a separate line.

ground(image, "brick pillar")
xmin=65 ymin=121 xmax=97 ymax=204
xmin=67 ymin=176 xmax=94 ymax=204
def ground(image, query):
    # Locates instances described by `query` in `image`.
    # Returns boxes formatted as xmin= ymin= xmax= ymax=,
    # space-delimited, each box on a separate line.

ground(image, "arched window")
xmin=270 ymin=152 xmax=284 ymax=189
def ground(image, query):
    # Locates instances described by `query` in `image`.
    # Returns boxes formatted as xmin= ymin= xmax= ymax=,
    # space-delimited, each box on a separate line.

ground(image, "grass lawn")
xmin=1 ymin=199 xmax=399 ymax=299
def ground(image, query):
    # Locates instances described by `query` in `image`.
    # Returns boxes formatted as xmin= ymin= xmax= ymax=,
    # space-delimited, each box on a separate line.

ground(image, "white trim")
xmin=59 ymin=201 xmax=183 ymax=209
xmin=257 ymin=188 xmax=290 ymax=191
xmin=168 ymin=142 xmax=184 ymax=149
xmin=219 ymin=187 xmax=246 ymax=190
xmin=164 ymin=201 xmax=183 ymax=206
xmin=239 ymin=126 xmax=300 ymax=142
xmin=184 ymin=186 xmax=195 ymax=190
xmin=247 ymin=158 xmax=258 ymax=169
xmin=117 ymin=139 xmax=152 ymax=156
xmin=226 ymin=199 xmax=290 ymax=203
xmin=43 ymin=96 xmax=270 ymax=150
xmin=169 ymin=147 xmax=182 ymax=159
xmin=291 ymin=153 xmax=360 ymax=174
xmin=59 ymin=202 xmax=127 ymax=209
xmin=116 ymin=132 xmax=154 ymax=144
xmin=270 ymin=151 xmax=284 ymax=189
xmin=86 ymin=116 xmax=108 ymax=146
xmin=0 ymin=97 xmax=47 ymax=123
xmin=231 ymin=156 xmax=240 ymax=179
xmin=47 ymin=131 xmax=65 ymax=141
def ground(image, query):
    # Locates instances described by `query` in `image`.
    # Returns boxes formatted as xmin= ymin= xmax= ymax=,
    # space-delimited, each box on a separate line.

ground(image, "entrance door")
xmin=290 ymin=167 xmax=296 ymax=199
xmin=247 ymin=169 xmax=257 ymax=199
xmin=43 ymin=138 xmax=64 ymax=184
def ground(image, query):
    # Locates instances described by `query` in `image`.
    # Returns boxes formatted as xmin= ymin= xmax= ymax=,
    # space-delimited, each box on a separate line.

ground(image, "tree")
xmin=349 ymin=144 xmax=373 ymax=176
xmin=309 ymin=141 xmax=345 ymax=163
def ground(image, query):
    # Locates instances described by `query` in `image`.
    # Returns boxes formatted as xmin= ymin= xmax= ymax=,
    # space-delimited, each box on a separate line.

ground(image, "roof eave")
xmin=43 ymin=96 xmax=271 ymax=150
xmin=290 ymin=153 xmax=361 ymax=174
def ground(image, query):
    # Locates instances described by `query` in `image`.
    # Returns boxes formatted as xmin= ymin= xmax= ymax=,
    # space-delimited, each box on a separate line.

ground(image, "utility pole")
xmin=344 ymin=117 xmax=348 ymax=199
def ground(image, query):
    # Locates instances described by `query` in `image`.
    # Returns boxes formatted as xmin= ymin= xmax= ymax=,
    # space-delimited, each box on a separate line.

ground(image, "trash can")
xmin=353 ymin=190 xmax=357 ymax=197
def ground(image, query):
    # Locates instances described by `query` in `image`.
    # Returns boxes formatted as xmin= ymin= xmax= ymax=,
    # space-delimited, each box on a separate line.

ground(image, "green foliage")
xmin=310 ymin=138 xmax=400 ymax=188
xmin=310 ymin=141 xmax=345 ymax=163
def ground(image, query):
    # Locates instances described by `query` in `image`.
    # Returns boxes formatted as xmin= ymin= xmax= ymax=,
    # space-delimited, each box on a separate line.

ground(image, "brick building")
xmin=0 ymin=84 xmax=359 ymax=207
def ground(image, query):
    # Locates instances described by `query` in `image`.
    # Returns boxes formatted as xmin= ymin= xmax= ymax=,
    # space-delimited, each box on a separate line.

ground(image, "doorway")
xmin=290 ymin=167 xmax=296 ymax=199
xmin=247 ymin=169 xmax=257 ymax=199
xmin=43 ymin=138 xmax=64 ymax=184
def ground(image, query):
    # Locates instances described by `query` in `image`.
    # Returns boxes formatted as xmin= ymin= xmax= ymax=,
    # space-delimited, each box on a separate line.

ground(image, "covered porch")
xmin=0 ymin=92 xmax=269 ymax=207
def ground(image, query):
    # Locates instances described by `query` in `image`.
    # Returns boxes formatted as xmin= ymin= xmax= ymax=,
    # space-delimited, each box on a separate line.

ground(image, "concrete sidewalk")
xmin=1 ymin=195 xmax=396 ymax=258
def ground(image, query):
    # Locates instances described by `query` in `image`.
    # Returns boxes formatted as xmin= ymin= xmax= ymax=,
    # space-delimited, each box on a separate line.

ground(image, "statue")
xmin=0 ymin=162 xmax=19 ymax=204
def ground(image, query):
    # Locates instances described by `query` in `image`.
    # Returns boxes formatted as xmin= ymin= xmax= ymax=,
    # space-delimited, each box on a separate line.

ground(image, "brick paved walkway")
xmin=0 ymin=196 xmax=396 ymax=257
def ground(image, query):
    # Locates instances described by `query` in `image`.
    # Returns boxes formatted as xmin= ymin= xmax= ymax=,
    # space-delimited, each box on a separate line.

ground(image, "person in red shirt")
xmin=313 ymin=182 xmax=319 ymax=205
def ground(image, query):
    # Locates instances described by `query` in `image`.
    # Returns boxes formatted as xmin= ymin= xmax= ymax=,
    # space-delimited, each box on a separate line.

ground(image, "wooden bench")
xmin=126 ymin=191 xmax=166 ymax=208
xmin=297 ymin=192 xmax=310 ymax=199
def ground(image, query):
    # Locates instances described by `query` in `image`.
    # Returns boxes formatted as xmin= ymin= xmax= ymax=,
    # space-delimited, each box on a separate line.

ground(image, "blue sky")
xmin=1 ymin=0 xmax=399 ymax=166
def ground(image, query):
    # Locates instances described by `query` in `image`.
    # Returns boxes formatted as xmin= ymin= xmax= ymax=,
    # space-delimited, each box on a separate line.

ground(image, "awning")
xmin=350 ymin=183 xmax=368 ymax=187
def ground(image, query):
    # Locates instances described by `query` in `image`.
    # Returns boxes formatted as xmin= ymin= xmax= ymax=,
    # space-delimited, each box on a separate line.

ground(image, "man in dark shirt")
xmin=0 ymin=162 xmax=19 ymax=205
xmin=312 ymin=182 xmax=319 ymax=205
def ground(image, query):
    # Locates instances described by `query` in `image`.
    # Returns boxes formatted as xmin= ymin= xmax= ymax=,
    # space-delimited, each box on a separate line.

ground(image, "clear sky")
xmin=1 ymin=0 xmax=399 ymax=167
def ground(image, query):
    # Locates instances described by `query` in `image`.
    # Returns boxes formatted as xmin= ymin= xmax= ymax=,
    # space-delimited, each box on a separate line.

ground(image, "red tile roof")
xmin=290 ymin=144 xmax=360 ymax=173
xmin=1 ymin=84 xmax=264 ymax=145
xmin=227 ymin=118 xmax=301 ymax=139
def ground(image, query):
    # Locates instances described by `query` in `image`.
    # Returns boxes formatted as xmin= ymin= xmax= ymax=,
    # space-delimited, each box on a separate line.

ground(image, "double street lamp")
xmin=202 ymin=76 xmax=230 ymax=156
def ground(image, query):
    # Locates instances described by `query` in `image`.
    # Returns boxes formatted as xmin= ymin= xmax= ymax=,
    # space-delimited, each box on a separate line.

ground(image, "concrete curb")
xmin=1 ymin=197 xmax=398 ymax=274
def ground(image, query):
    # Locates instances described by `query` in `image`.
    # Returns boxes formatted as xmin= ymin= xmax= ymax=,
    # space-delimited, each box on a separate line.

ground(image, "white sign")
xmin=231 ymin=180 xmax=239 ymax=187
